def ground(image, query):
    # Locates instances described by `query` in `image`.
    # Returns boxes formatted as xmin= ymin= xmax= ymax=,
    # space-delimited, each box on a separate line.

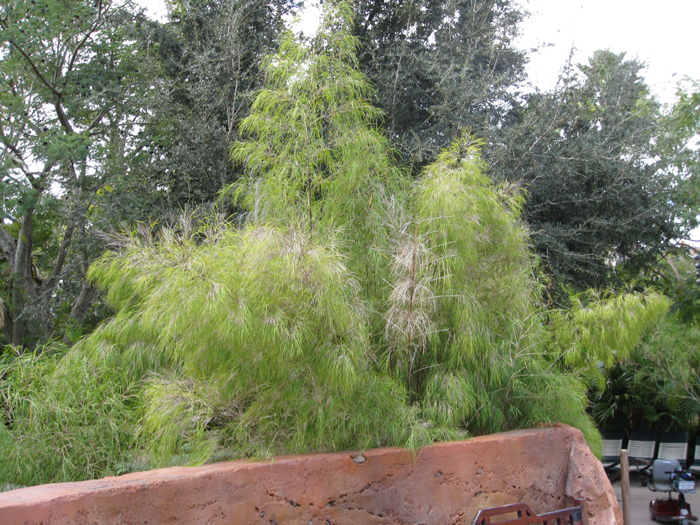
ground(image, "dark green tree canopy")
xmin=139 ymin=0 xmax=296 ymax=208
xmin=491 ymin=51 xmax=679 ymax=291
xmin=353 ymin=0 xmax=526 ymax=168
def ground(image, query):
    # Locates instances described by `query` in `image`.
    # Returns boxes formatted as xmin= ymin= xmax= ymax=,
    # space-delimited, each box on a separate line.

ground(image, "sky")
xmin=517 ymin=0 xmax=700 ymax=106
xmin=135 ymin=0 xmax=700 ymax=107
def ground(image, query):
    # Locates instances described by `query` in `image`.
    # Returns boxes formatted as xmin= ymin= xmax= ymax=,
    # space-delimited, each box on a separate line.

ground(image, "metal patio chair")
xmin=627 ymin=429 xmax=658 ymax=482
xmin=600 ymin=429 xmax=625 ymax=480
xmin=657 ymin=431 xmax=690 ymax=468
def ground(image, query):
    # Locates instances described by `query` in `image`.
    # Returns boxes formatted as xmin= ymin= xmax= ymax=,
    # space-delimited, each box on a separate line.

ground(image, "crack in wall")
xmin=188 ymin=500 xmax=218 ymax=511
xmin=333 ymin=472 xmax=395 ymax=505
xmin=449 ymin=510 xmax=466 ymax=524
xmin=337 ymin=504 xmax=404 ymax=523
xmin=261 ymin=486 xmax=303 ymax=509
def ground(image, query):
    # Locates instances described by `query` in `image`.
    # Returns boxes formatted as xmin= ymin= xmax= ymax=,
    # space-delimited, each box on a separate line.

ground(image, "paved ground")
xmin=611 ymin=472 xmax=700 ymax=524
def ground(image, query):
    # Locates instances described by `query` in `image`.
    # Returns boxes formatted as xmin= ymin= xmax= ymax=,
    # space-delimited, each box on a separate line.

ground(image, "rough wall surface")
xmin=0 ymin=424 xmax=621 ymax=525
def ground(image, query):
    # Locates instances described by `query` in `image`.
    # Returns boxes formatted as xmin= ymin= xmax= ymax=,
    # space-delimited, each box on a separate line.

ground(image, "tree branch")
xmin=66 ymin=11 xmax=106 ymax=74
xmin=42 ymin=202 xmax=82 ymax=293
xmin=4 ymin=35 xmax=61 ymax=98
xmin=63 ymin=264 xmax=96 ymax=344
xmin=87 ymin=108 xmax=108 ymax=132
xmin=54 ymin=98 xmax=75 ymax=134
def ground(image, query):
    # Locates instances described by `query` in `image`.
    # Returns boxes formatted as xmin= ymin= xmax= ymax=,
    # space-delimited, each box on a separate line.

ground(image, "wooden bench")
xmin=472 ymin=502 xmax=585 ymax=525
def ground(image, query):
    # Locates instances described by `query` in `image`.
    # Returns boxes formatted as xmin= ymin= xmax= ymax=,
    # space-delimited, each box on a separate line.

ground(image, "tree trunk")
xmin=11 ymin=207 xmax=37 ymax=346
xmin=0 ymin=296 xmax=12 ymax=343
xmin=0 ymin=228 xmax=16 ymax=344
xmin=63 ymin=279 xmax=96 ymax=344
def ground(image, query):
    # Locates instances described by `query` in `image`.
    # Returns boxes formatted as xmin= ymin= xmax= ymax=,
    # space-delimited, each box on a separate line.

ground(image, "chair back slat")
xmin=600 ymin=430 xmax=624 ymax=462
xmin=627 ymin=430 xmax=657 ymax=461
xmin=628 ymin=440 xmax=655 ymax=459
xmin=692 ymin=438 xmax=700 ymax=471
xmin=658 ymin=442 xmax=688 ymax=462
xmin=657 ymin=432 xmax=689 ymax=466
xmin=602 ymin=439 xmax=623 ymax=460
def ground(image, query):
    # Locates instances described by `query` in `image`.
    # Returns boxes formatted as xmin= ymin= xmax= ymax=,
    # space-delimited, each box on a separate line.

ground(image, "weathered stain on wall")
xmin=0 ymin=424 xmax=621 ymax=525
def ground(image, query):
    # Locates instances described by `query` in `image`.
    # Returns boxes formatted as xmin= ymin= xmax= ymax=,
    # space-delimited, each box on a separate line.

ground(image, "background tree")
xmin=0 ymin=0 xmax=300 ymax=347
xmin=490 ymin=51 xmax=679 ymax=292
xmin=660 ymin=79 xmax=700 ymax=236
xmin=353 ymin=0 xmax=526 ymax=169
xmin=0 ymin=0 xmax=160 ymax=346
xmin=137 ymin=0 xmax=295 ymax=209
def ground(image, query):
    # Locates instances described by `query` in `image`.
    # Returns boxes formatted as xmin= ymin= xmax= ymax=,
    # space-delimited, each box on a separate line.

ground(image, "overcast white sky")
xmin=136 ymin=0 xmax=700 ymax=106
xmin=518 ymin=0 xmax=700 ymax=106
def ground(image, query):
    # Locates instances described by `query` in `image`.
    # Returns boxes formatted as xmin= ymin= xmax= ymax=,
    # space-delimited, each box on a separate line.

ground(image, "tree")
xmin=490 ymin=51 xmax=679 ymax=292
xmin=136 ymin=0 xmax=295 ymax=209
xmin=0 ymin=0 xmax=158 ymax=346
xmin=353 ymin=0 xmax=526 ymax=168
xmin=230 ymin=7 xmax=595 ymax=437
xmin=660 ymin=79 xmax=700 ymax=235
xmin=1 ymin=4 xmax=611 ymax=485
xmin=228 ymin=6 xmax=407 ymax=304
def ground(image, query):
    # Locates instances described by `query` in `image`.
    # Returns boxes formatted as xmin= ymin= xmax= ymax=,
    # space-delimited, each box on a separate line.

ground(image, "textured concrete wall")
xmin=0 ymin=424 xmax=621 ymax=525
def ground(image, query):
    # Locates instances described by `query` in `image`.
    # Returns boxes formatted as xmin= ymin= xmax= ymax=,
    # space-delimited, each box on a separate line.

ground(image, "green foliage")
xmin=229 ymin=5 xmax=404 ymax=235
xmin=227 ymin=3 xmax=407 ymax=308
xmin=228 ymin=5 xmax=597 ymax=445
xmin=635 ymin=317 xmax=700 ymax=426
xmin=491 ymin=51 xmax=678 ymax=291
xmin=353 ymin=0 xmax=526 ymax=168
xmin=9 ymin=2 xmax=689 ymax=485
xmin=0 ymin=343 xmax=141 ymax=486
xmin=547 ymin=290 xmax=671 ymax=386
xmin=87 ymin=217 xmax=440 ymax=465
xmin=660 ymin=79 xmax=700 ymax=233
xmin=0 ymin=0 xmax=161 ymax=346
xmin=589 ymin=315 xmax=700 ymax=431
xmin=390 ymin=134 xmax=599 ymax=446
xmin=639 ymin=250 xmax=700 ymax=324
xmin=138 ymin=0 xmax=295 ymax=208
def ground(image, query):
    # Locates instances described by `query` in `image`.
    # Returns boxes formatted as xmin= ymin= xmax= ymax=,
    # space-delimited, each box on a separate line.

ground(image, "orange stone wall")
xmin=0 ymin=424 xmax=621 ymax=525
